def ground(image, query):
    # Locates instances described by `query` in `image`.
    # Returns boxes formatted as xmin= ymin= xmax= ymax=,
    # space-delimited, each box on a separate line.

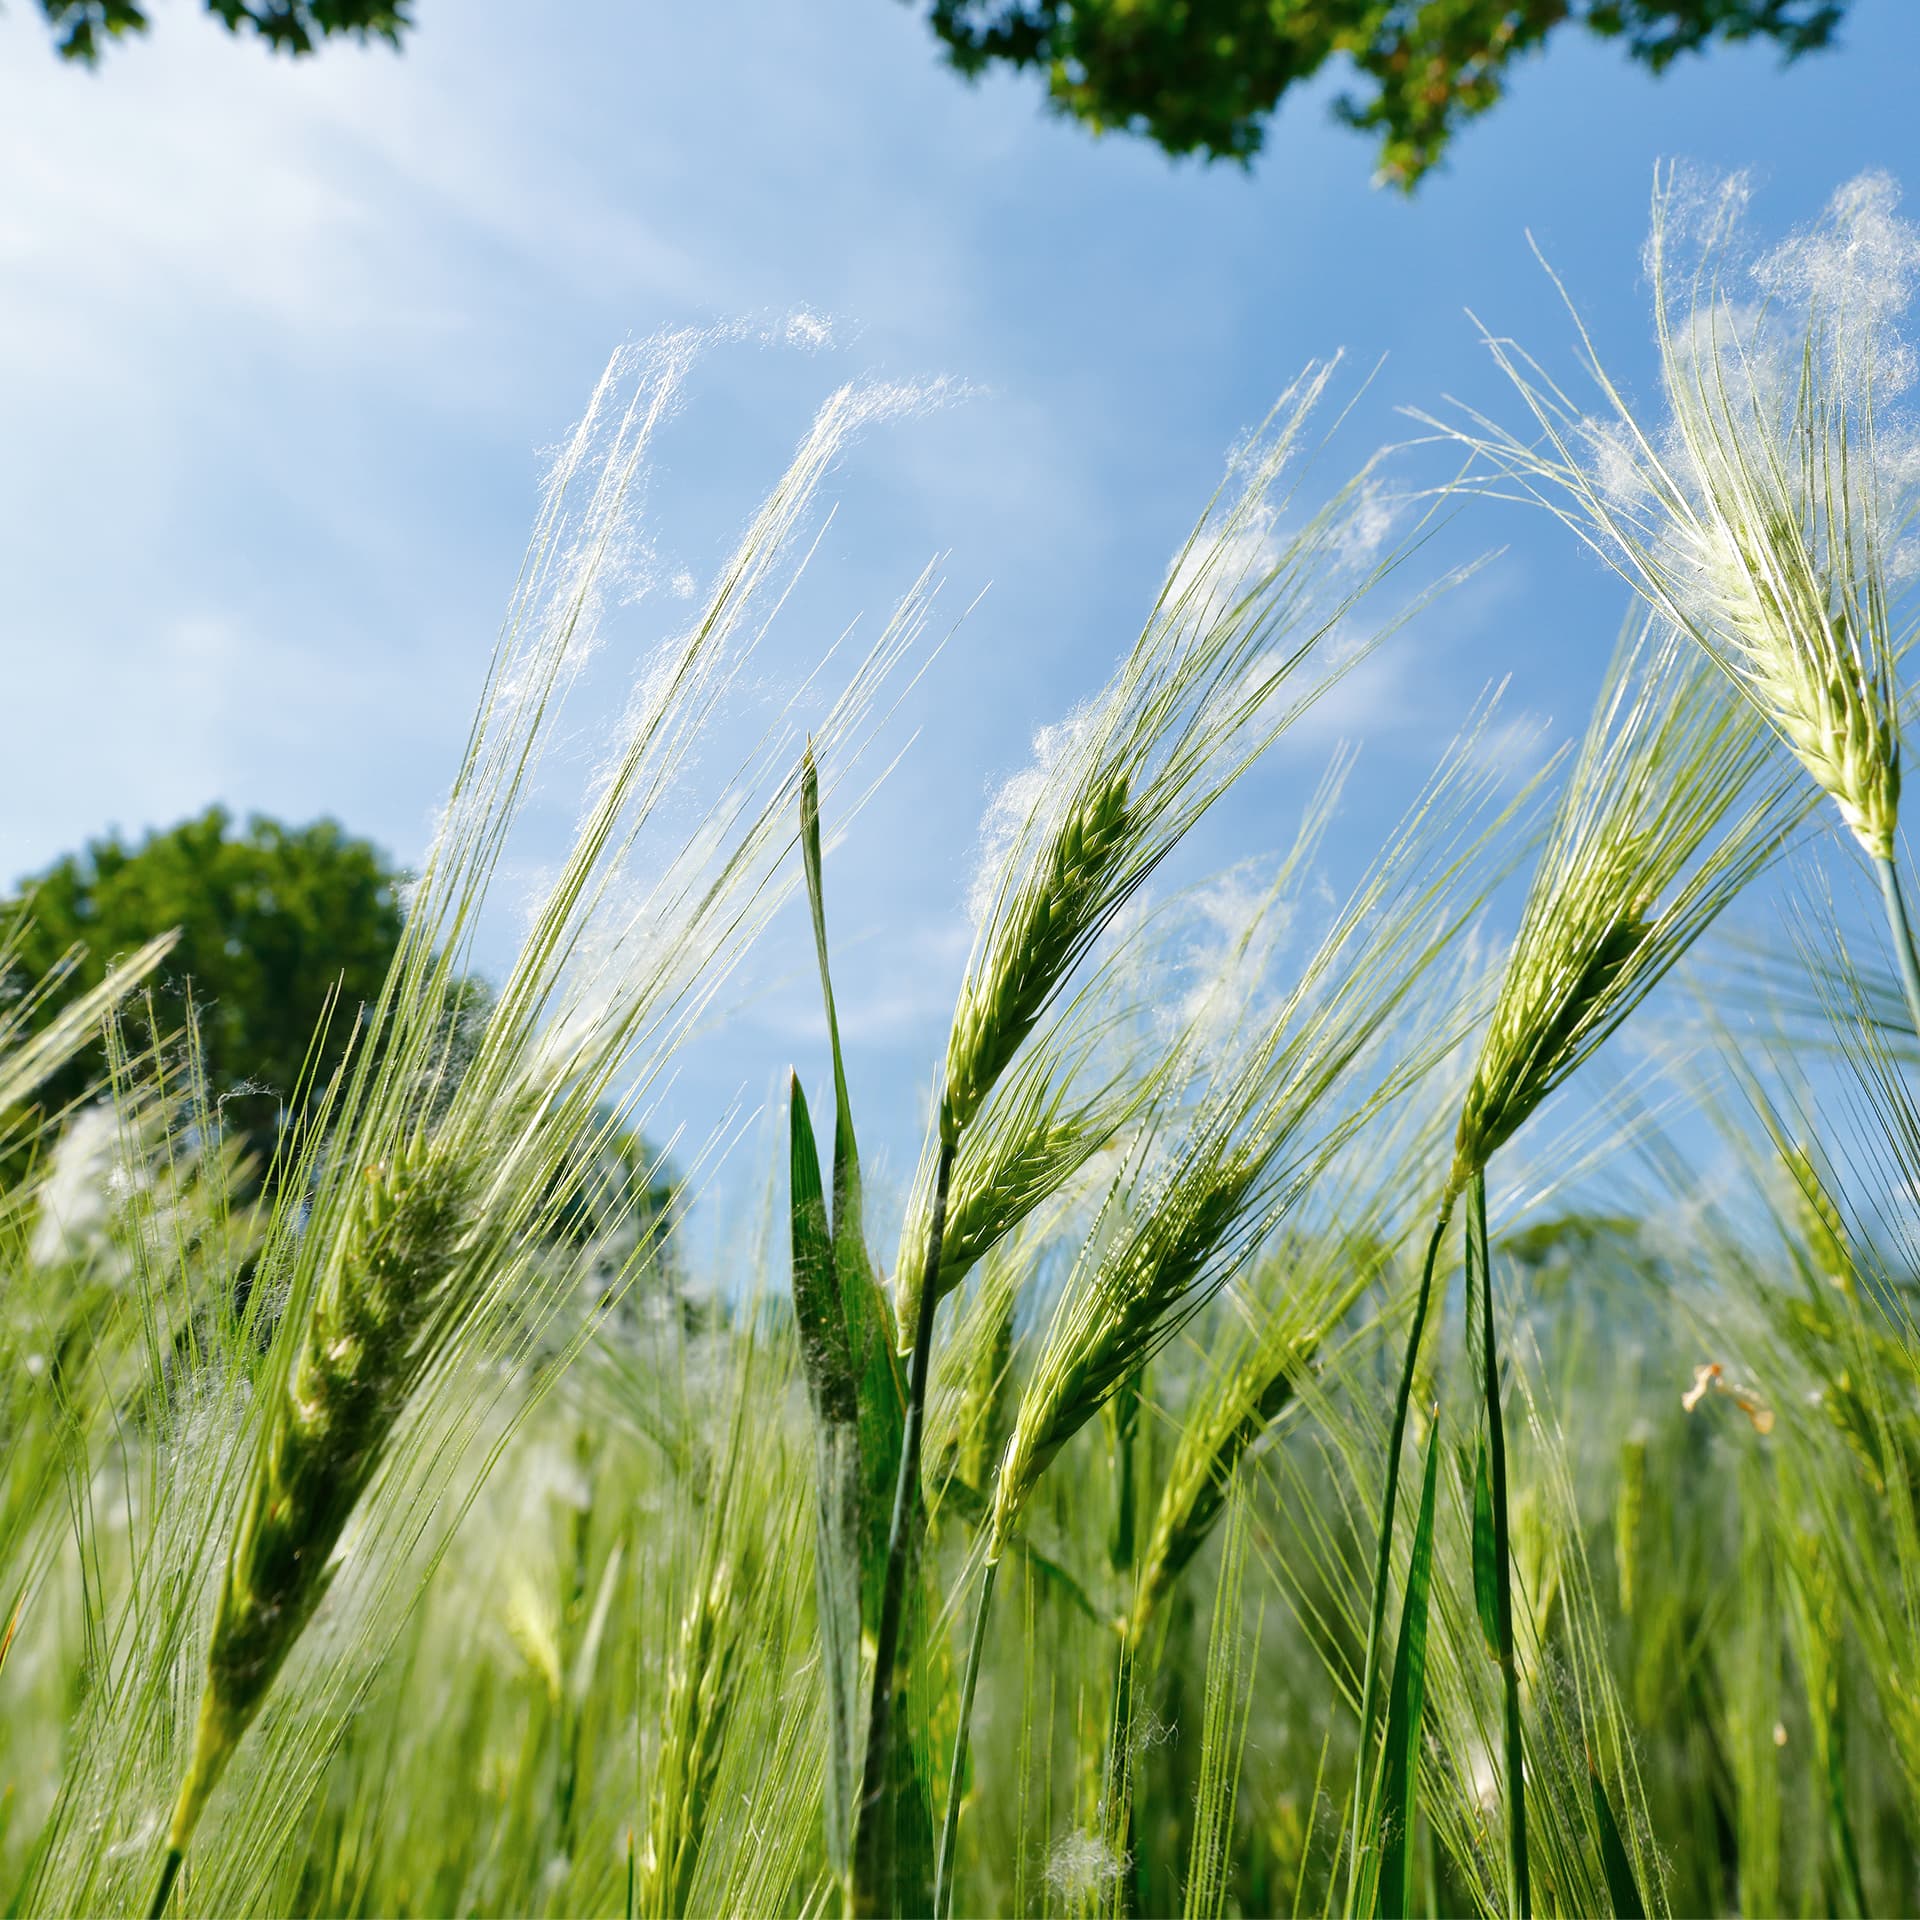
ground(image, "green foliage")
xmin=35 ymin=0 xmax=410 ymax=65
xmin=919 ymin=0 xmax=1848 ymax=185
xmin=4 ymin=807 xmax=409 ymax=1177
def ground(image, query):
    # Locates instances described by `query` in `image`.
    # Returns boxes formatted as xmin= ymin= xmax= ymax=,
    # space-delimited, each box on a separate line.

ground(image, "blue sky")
xmin=4 ymin=0 xmax=1918 ymax=1220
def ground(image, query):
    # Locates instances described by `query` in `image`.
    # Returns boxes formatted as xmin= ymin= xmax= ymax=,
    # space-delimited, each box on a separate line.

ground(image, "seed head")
xmin=638 ymin=1549 xmax=760 ymax=1920
xmin=990 ymin=1156 xmax=1256 ymax=1549
xmin=945 ymin=773 xmax=1133 ymax=1140
xmin=1449 ymin=618 xmax=1802 ymax=1190
xmin=1436 ymin=167 xmax=1916 ymax=863
xmin=1690 ymin=498 xmax=1901 ymax=858
xmin=935 ymin=357 xmax=1435 ymax=1172
xmin=1454 ymin=853 xmax=1656 ymax=1180
xmin=1127 ymin=1333 xmax=1294 ymax=1647
xmin=168 ymin=1139 xmax=471 ymax=1850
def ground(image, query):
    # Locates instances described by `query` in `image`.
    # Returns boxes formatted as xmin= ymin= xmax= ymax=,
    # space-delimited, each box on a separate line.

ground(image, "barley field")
xmin=7 ymin=169 xmax=1920 ymax=1920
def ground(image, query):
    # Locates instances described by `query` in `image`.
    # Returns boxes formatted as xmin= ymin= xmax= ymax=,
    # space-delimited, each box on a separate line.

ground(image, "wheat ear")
xmin=153 ymin=1138 xmax=470 ymax=1911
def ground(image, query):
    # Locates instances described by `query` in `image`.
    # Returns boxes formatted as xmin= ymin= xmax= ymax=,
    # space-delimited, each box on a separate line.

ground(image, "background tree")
xmin=917 ymin=0 xmax=1849 ymax=185
xmin=5 ymin=805 xmax=678 ymax=1268
xmin=4 ymin=807 xmax=410 ymax=1178
xmin=32 ymin=0 xmax=409 ymax=65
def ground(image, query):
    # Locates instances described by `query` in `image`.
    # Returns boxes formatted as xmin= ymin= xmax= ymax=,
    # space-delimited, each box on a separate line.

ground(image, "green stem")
xmin=1344 ymin=1196 xmax=1455 ymax=1919
xmin=1875 ymin=854 xmax=1920 ymax=1046
xmin=1105 ymin=1629 xmax=1140 ymax=1920
xmin=1470 ymin=1171 xmax=1529 ymax=1920
xmin=146 ymin=1847 xmax=183 ymax=1920
xmin=1107 ymin=1370 xmax=1142 ymax=1916
xmin=934 ymin=1555 xmax=999 ymax=1920
xmin=852 ymin=1122 xmax=956 ymax=1916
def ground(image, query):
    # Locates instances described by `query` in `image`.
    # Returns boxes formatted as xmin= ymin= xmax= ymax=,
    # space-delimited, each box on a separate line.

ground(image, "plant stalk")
xmin=852 ymin=1119 xmax=956 ymax=1916
xmin=1104 ymin=1627 xmax=1141 ymax=1920
xmin=1470 ymin=1170 xmax=1529 ymax=1920
xmin=146 ymin=1847 xmax=183 ymax=1920
xmin=934 ymin=1554 xmax=999 ymax=1920
xmin=1343 ymin=1196 xmax=1454 ymax=1919
xmin=1875 ymin=854 xmax=1920 ymax=1046
xmin=1106 ymin=1374 xmax=1142 ymax=1920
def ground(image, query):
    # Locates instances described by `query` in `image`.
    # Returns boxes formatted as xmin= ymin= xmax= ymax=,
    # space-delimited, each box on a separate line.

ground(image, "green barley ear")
xmin=901 ymin=739 xmax=1358 ymax=1361
xmin=636 ymin=1543 xmax=766 ymax=1920
xmin=1126 ymin=1321 xmax=1295 ymax=1654
xmin=899 ymin=910 xmax=1186 ymax=1340
xmin=1778 ymin=1139 xmax=1854 ymax=1293
xmin=936 ymin=1108 xmax=1112 ymax=1289
xmin=1126 ymin=1022 xmax=1466 ymax=1654
xmin=1433 ymin=169 xmax=1914 ymax=864
xmin=1402 ymin=612 xmax=1797 ymax=1920
xmin=1125 ymin=1233 xmax=1383 ymax=1652
xmin=159 ymin=1137 xmax=473 ymax=1874
xmin=1450 ymin=616 xmax=1804 ymax=1191
xmin=871 ymin=365 xmax=1460 ymax=1914
xmin=945 ymin=771 xmax=1135 ymax=1139
xmin=1656 ymin=172 xmax=1911 ymax=859
xmin=1652 ymin=173 xmax=1910 ymax=862
xmin=927 ymin=356 xmax=1448 ymax=1206
xmin=925 ymin=1154 xmax=1122 ymax=1515
xmin=990 ymin=1149 xmax=1253 ymax=1552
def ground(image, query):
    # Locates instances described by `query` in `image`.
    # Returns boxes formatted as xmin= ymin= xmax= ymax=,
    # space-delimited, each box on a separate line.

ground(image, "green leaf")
xmin=801 ymin=745 xmax=861 ymax=1240
xmin=1375 ymin=1411 xmax=1441 ymax=1920
xmin=1473 ymin=1438 xmax=1501 ymax=1659
xmin=1588 ymin=1760 xmax=1646 ymax=1919
xmin=788 ymin=1076 xmax=862 ymax=1878
xmin=799 ymin=759 xmax=932 ymax=1908
xmin=845 ymin=1255 xmax=907 ymax=1631
xmin=800 ymin=748 xmax=909 ymax=1628
xmin=789 ymin=1076 xmax=856 ymax=1430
